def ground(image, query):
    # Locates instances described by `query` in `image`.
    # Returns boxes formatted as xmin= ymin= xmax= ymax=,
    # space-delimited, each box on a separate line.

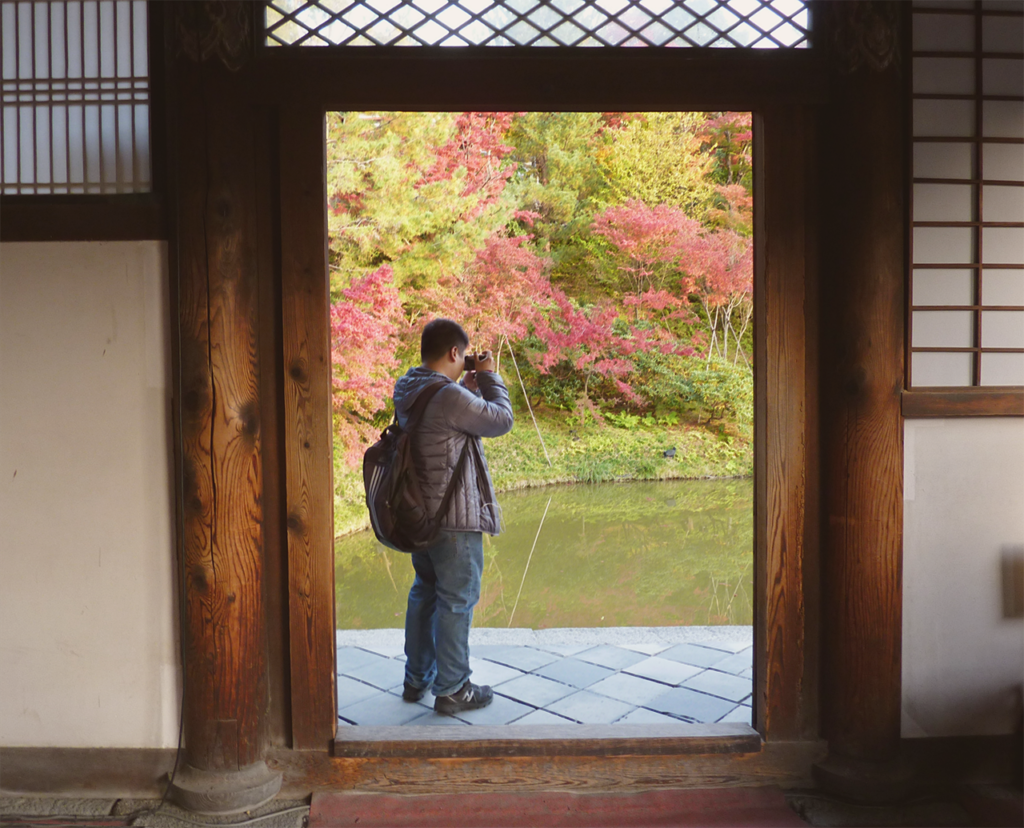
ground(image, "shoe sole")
xmin=434 ymin=696 xmax=493 ymax=716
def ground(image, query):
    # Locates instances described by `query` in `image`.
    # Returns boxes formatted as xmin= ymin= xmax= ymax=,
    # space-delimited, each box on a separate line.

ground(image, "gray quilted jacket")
xmin=393 ymin=366 xmax=514 ymax=535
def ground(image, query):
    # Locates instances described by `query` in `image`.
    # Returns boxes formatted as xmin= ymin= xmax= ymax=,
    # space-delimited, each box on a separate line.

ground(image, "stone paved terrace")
xmin=336 ymin=626 xmax=753 ymax=728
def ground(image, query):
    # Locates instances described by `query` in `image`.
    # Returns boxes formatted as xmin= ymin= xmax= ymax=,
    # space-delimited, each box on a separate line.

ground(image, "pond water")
xmin=335 ymin=478 xmax=753 ymax=630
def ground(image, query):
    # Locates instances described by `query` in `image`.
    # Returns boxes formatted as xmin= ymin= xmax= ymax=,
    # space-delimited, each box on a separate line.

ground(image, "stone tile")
xmin=718 ymin=704 xmax=752 ymax=725
xmin=691 ymin=637 xmax=752 ymax=654
xmin=359 ymin=643 xmax=407 ymax=660
xmin=547 ymin=691 xmax=635 ymax=725
xmin=532 ymin=643 xmax=593 ymax=657
xmin=623 ymin=656 xmax=702 ymax=686
xmin=645 ymin=687 xmax=737 ymax=724
xmin=709 ymin=649 xmax=753 ymax=675
xmin=450 ymin=695 xmax=535 ymax=725
xmin=533 ymin=657 xmax=614 ymax=689
xmin=339 ymin=692 xmax=427 ymax=726
xmin=659 ymin=643 xmax=732 ymax=669
xmin=740 ymin=666 xmax=753 ymax=680
xmin=681 ymin=670 xmax=752 ymax=703
xmin=468 ymin=656 xmax=524 ymax=688
xmin=510 ymin=709 xmax=579 ymax=726
xmin=406 ymin=710 xmax=470 ymax=726
xmin=587 ymin=672 xmax=672 ymax=706
xmin=477 ymin=646 xmax=559 ymax=672
xmin=344 ymin=655 xmax=406 ymax=690
xmin=575 ymin=645 xmax=648 ymax=670
xmin=336 ymin=676 xmax=386 ymax=711
xmin=496 ymin=674 xmax=577 ymax=708
xmin=616 ymin=707 xmax=686 ymax=725
xmin=620 ymin=641 xmax=672 ymax=656
xmin=337 ymin=647 xmax=390 ymax=672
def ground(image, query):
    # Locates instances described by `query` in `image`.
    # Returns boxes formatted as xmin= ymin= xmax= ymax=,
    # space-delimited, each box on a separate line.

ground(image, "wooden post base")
xmin=812 ymin=751 xmax=915 ymax=804
xmin=168 ymin=761 xmax=282 ymax=815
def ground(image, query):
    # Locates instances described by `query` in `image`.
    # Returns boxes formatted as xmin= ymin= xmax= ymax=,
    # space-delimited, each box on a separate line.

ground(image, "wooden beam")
xmin=902 ymin=389 xmax=1024 ymax=418
xmin=279 ymin=103 xmax=337 ymax=751
xmin=0 ymin=196 xmax=164 ymax=241
xmin=251 ymin=51 xmax=828 ymax=111
xmin=815 ymin=0 xmax=907 ymax=800
xmin=754 ymin=108 xmax=815 ymax=743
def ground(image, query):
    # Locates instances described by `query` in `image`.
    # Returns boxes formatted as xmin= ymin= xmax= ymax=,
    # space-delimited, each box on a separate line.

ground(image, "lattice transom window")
xmin=1 ymin=0 xmax=151 ymax=195
xmin=265 ymin=0 xmax=810 ymax=49
xmin=908 ymin=0 xmax=1024 ymax=388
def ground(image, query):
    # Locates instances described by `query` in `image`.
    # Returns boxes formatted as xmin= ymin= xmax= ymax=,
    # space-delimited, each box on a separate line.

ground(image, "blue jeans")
xmin=403 ymin=531 xmax=484 ymax=697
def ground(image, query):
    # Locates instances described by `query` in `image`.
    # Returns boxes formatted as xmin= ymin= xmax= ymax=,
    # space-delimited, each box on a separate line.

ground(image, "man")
xmin=393 ymin=318 xmax=514 ymax=714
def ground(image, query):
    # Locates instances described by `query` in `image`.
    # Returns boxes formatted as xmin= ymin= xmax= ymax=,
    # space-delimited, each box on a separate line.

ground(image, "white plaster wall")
xmin=903 ymin=417 xmax=1024 ymax=737
xmin=0 ymin=241 xmax=180 ymax=748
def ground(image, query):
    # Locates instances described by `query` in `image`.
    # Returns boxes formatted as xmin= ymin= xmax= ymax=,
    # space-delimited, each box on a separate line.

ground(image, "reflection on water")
xmin=335 ymin=478 xmax=753 ymax=630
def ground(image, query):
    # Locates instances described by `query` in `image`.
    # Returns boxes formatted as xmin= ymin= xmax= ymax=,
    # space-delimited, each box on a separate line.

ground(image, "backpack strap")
xmin=402 ymin=380 xmax=448 ymax=433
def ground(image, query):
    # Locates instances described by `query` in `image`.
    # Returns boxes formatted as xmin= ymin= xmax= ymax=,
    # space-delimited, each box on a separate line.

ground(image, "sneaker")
xmin=402 ymin=681 xmax=427 ymax=702
xmin=434 ymin=680 xmax=493 ymax=715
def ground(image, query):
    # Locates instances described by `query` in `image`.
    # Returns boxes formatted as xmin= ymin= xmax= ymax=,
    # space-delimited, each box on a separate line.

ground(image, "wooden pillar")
xmin=815 ymin=1 xmax=910 ymax=802
xmin=166 ymin=3 xmax=281 ymax=812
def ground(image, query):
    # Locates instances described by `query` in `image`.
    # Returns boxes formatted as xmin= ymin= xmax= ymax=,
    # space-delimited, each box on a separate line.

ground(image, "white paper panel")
xmin=914 ymin=310 xmax=975 ymax=347
xmin=914 ymin=226 xmax=975 ymax=263
xmin=984 ymin=143 xmax=1024 ymax=181
xmin=981 ymin=351 xmax=1024 ymax=385
xmin=983 ymin=101 xmax=1024 ymax=138
xmin=914 ymin=12 xmax=975 ymax=50
xmin=912 ymin=351 xmax=974 ymax=387
xmin=914 ymin=268 xmax=976 ymax=306
xmin=915 ymin=142 xmax=974 ymax=180
xmin=983 ymin=184 xmax=1024 ymax=222
xmin=983 ymin=269 xmax=1024 ymax=304
xmin=982 ymin=226 xmax=1024 ymax=262
xmin=983 ymin=59 xmax=1024 ymax=96
xmin=983 ymin=11 xmax=1024 ymax=51
xmin=982 ymin=310 xmax=1024 ymax=346
xmin=914 ymin=58 xmax=975 ymax=95
xmin=914 ymin=100 xmax=975 ymax=137
xmin=914 ymin=183 xmax=974 ymax=221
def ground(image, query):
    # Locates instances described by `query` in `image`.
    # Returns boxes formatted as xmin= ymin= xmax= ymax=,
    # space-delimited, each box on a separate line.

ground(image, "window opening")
xmin=1 ymin=0 xmax=151 ymax=195
xmin=265 ymin=0 xmax=810 ymax=49
xmin=908 ymin=0 xmax=1024 ymax=387
xmin=329 ymin=110 xmax=755 ymax=728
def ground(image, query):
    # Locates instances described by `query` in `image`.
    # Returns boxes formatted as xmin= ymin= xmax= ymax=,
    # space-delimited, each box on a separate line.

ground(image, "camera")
xmin=464 ymin=354 xmax=478 ymax=371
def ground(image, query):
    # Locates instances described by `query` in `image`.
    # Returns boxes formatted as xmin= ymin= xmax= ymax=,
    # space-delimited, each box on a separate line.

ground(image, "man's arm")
xmin=445 ymin=371 xmax=514 ymax=438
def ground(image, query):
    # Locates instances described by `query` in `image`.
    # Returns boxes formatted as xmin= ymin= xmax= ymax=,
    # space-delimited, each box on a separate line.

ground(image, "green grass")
xmin=334 ymin=409 xmax=753 ymax=538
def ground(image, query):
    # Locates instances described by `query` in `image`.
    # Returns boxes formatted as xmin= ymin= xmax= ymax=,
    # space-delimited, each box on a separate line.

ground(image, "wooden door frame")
xmin=259 ymin=49 xmax=824 ymax=752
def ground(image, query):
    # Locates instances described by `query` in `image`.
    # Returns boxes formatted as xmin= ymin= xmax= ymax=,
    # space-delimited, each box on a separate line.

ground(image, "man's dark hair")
xmin=421 ymin=318 xmax=469 ymax=363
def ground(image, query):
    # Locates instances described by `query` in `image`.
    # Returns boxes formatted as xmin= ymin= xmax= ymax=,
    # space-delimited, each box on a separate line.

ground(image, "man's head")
xmin=421 ymin=318 xmax=469 ymax=379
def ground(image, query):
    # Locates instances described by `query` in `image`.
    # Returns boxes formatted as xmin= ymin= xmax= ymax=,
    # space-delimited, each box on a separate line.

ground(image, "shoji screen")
xmin=1 ymin=1 xmax=151 ymax=195
xmin=910 ymin=0 xmax=1024 ymax=388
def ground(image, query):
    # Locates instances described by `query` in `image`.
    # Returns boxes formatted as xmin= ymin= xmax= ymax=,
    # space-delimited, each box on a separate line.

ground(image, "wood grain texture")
xmin=253 ymin=51 xmax=827 ymax=111
xmin=272 ymin=741 xmax=825 ymax=796
xmin=753 ymin=109 xmax=812 ymax=742
xmin=279 ymin=104 xmax=337 ymax=751
xmin=902 ymin=389 xmax=1024 ymax=418
xmin=334 ymin=724 xmax=760 ymax=759
xmin=172 ymin=39 xmax=268 ymax=771
xmin=817 ymin=3 xmax=906 ymax=763
xmin=0 ymin=196 xmax=164 ymax=241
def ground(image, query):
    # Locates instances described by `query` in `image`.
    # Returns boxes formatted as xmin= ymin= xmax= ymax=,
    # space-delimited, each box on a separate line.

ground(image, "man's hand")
xmin=475 ymin=350 xmax=495 ymax=372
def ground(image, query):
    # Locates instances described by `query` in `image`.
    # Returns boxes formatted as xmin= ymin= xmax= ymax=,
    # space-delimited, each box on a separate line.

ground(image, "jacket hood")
xmin=393 ymin=366 xmax=453 ymax=419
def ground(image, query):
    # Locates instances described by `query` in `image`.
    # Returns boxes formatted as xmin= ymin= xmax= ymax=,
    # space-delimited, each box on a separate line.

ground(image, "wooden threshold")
xmin=333 ymin=723 xmax=760 ymax=759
